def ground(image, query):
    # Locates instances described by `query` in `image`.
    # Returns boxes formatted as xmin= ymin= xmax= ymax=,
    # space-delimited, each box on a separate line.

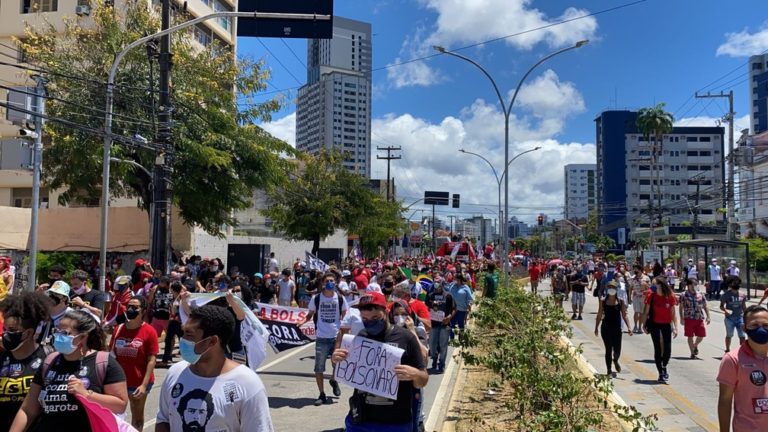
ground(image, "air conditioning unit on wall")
xmin=75 ymin=5 xmax=91 ymax=16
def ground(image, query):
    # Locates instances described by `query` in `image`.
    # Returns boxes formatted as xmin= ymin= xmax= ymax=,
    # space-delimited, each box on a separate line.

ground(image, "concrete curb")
xmin=559 ymin=335 xmax=641 ymax=432
xmin=433 ymin=354 xmax=466 ymax=432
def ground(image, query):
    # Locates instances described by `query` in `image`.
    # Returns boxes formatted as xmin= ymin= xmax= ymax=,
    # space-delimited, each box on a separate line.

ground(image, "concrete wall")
xmin=191 ymin=229 xmax=348 ymax=270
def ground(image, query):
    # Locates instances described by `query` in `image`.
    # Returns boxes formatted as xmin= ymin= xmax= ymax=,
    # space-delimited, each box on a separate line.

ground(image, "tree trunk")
xmin=312 ymin=234 xmax=320 ymax=256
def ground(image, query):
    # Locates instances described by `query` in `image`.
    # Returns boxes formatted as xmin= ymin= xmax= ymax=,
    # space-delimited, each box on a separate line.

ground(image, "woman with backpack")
xmin=594 ymin=281 xmax=634 ymax=378
xmin=10 ymin=309 xmax=128 ymax=432
xmin=640 ymin=277 xmax=679 ymax=384
xmin=109 ymin=296 xmax=159 ymax=431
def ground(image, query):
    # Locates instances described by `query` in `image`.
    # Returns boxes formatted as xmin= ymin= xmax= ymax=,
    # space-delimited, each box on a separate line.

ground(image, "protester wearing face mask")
xmin=110 ymin=296 xmax=159 ymax=430
xmin=104 ymin=275 xmax=134 ymax=329
xmin=155 ymin=305 xmax=274 ymax=432
xmin=640 ymin=277 xmax=679 ymax=384
xmin=69 ymin=269 xmax=106 ymax=320
xmin=10 ymin=310 xmax=128 ymax=432
xmin=148 ymin=276 xmax=173 ymax=337
xmin=0 ymin=292 xmax=51 ymax=431
xmin=390 ymin=299 xmax=429 ymax=432
xmin=679 ymin=277 xmax=711 ymax=359
xmin=426 ymin=281 xmax=456 ymax=374
xmin=717 ymin=305 xmax=768 ymax=431
xmin=298 ymin=272 xmax=348 ymax=406
xmin=332 ymin=292 xmax=428 ymax=432
xmin=721 ymin=276 xmax=748 ymax=354
xmin=594 ymin=281 xmax=633 ymax=378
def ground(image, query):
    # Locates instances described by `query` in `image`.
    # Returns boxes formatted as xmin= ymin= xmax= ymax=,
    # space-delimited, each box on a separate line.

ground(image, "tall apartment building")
xmin=564 ymin=163 xmax=596 ymax=221
xmin=595 ymin=110 xmax=725 ymax=242
xmin=0 ymin=0 xmax=236 ymax=208
xmin=296 ymin=16 xmax=372 ymax=177
xmin=750 ymin=53 xmax=768 ymax=134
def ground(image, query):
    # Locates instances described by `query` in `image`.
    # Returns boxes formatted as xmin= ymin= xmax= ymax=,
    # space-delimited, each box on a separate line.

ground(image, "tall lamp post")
xmin=435 ymin=40 xmax=588 ymax=286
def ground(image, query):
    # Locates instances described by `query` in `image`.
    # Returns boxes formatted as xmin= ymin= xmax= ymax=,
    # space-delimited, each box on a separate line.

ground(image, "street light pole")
xmin=98 ymin=11 xmax=331 ymax=290
xmin=435 ymin=40 xmax=587 ymax=287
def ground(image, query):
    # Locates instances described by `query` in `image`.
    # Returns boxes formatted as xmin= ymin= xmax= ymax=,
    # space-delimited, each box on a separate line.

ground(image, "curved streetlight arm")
xmin=433 ymin=46 xmax=507 ymax=116
xmin=110 ymin=157 xmax=152 ymax=178
xmin=501 ymin=146 xmax=542 ymax=182
xmin=459 ymin=149 xmax=501 ymax=185
xmin=506 ymin=41 xmax=588 ymax=114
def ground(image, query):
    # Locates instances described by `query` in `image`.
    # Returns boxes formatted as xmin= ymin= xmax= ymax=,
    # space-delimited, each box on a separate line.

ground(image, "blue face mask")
xmin=325 ymin=282 xmax=336 ymax=291
xmin=363 ymin=318 xmax=386 ymax=336
xmin=53 ymin=333 xmax=79 ymax=355
xmin=179 ymin=337 xmax=210 ymax=364
xmin=747 ymin=327 xmax=768 ymax=345
xmin=650 ymin=284 xmax=657 ymax=293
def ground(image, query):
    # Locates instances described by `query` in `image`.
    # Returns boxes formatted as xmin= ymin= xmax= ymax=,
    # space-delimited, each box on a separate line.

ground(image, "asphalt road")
xmin=537 ymin=278 xmax=748 ymax=432
xmin=131 ymin=336 xmax=459 ymax=431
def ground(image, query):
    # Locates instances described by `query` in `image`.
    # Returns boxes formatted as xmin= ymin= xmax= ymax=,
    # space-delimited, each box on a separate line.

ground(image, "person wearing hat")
xmin=331 ymin=291 xmax=428 ymax=432
xmin=727 ymin=260 xmax=741 ymax=277
xmin=103 ymin=275 xmax=133 ymax=329
xmin=339 ymin=270 xmax=358 ymax=304
xmin=131 ymin=258 xmax=153 ymax=293
xmin=34 ymin=280 xmax=74 ymax=346
xmin=684 ymin=258 xmax=699 ymax=286
xmin=708 ymin=258 xmax=722 ymax=300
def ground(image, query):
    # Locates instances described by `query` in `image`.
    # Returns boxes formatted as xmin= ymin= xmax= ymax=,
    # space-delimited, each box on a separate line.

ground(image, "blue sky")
xmin=238 ymin=0 xmax=768 ymax=223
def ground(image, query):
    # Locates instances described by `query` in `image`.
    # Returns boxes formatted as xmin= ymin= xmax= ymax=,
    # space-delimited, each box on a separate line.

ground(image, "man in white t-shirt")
xmin=276 ymin=269 xmax=296 ymax=306
xmin=298 ymin=272 xmax=348 ymax=406
xmin=156 ymin=305 xmax=273 ymax=432
xmin=338 ymin=270 xmax=358 ymax=304
xmin=727 ymin=260 xmax=741 ymax=277
xmin=267 ymin=252 xmax=279 ymax=273
xmin=709 ymin=258 xmax=722 ymax=300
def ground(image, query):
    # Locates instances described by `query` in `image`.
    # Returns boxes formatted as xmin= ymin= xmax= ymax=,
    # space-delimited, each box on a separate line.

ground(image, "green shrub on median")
xmin=453 ymin=278 xmax=657 ymax=431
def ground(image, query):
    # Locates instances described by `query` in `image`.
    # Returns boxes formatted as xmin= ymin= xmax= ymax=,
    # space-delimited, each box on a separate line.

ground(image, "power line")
xmin=257 ymin=39 xmax=303 ymax=86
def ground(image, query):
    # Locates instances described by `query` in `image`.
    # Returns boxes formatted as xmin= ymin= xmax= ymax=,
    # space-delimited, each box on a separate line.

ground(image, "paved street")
xmin=131 ymin=341 xmax=458 ymax=431
xmin=535 ymin=278 xmax=756 ymax=432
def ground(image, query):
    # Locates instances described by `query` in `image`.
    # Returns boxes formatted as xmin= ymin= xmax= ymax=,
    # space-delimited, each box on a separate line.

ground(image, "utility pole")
xmin=151 ymin=0 xmax=173 ymax=273
xmin=691 ymin=176 xmax=703 ymax=239
xmin=27 ymin=76 xmax=46 ymax=290
xmin=695 ymin=90 xmax=735 ymax=240
xmin=376 ymin=146 xmax=401 ymax=201
xmin=448 ymin=215 xmax=455 ymax=235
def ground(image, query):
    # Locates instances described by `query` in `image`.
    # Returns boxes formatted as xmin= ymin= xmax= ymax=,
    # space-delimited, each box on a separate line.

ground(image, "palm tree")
xmin=636 ymin=103 xmax=674 ymax=247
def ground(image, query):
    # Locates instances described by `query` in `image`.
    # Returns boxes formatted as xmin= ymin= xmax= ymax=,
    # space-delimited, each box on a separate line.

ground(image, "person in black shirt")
xmin=0 ymin=292 xmax=51 ymax=432
xmin=10 ymin=309 xmax=128 ymax=432
xmin=70 ymin=269 xmax=106 ymax=320
xmin=569 ymin=271 xmax=588 ymax=320
xmin=425 ymin=282 xmax=455 ymax=373
xmin=332 ymin=292 xmax=428 ymax=431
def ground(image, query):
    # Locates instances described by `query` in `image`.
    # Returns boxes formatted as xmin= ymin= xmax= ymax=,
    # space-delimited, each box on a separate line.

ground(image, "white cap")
xmin=366 ymin=283 xmax=382 ymax=294
xmin=688 ymin=258 xmax=693 ymax=263
xmin=712 ymin=258 xmax=717 ymax=262
xmin=342 ymin=270 xmax=351 ymax=277
xmin=730 ymin=260 xmax=737 ymax=265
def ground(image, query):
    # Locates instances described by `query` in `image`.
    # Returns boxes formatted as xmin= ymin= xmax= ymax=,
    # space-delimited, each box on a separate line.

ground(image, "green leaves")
xmin=262 ymin=150 xmax=404 ymax=254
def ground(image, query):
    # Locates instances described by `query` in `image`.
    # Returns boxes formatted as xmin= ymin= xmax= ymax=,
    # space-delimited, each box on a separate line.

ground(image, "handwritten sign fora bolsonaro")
xmin=335 ymin=334 xmax=404 ymax=400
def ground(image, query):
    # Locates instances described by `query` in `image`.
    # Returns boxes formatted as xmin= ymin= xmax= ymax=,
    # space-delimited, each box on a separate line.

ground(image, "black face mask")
xmin=116 ymin=313 xmax=127 ymax=325
xmin=2 ymin=330 xmax=27 ymax=352
xmin=125 ymin=308 xmax=140 ymax=320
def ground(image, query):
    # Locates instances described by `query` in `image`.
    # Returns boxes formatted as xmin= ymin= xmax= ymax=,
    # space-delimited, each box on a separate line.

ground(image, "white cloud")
xmin=389 ymin=0 xmax=597 ymax=88
xmin=260 ymin=112 xmax=296 ymax=147
xmin=716 ymin=23 xmax=768 ymax=57
xmin=371 ymin=85 xmax=594 ymax=223
xmin=421 ymin=0 xmax=598 ymax=51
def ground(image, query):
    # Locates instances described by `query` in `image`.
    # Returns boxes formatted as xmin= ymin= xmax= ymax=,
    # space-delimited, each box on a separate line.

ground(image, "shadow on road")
xmin=633 ymin=378 xmax=663 ymax=385
xmin=269 ymin=396 xmax=337 ymax=409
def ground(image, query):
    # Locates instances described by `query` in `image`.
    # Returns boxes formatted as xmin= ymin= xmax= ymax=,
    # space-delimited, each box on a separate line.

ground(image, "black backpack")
xmin=312 ymin=292 xmax=344 ymax=325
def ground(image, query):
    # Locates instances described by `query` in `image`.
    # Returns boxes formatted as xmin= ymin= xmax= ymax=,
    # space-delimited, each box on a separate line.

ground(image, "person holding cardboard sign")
xmin=331 ymin=291 xmax=428 ymax=432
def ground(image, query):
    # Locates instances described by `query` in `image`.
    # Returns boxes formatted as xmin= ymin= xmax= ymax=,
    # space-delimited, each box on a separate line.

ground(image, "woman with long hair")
xmin=110 ymin=296 xmax=158 ymax=430
xmin=641 ymin=277 xmax=679 ymax=383
xmin=594 ymin=281 xmax=634 ymax=378
xmin=11 ymin=309 xmax=128 ymax=431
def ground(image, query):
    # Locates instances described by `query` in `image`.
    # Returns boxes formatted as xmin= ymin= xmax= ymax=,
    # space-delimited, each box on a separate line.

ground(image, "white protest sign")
xmin=335 ymin=334 xmax=404 ymax=400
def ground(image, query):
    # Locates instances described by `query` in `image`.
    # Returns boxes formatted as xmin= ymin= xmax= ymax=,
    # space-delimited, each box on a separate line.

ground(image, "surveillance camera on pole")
xmin=19 ymin=128 xmax=39 ymax=139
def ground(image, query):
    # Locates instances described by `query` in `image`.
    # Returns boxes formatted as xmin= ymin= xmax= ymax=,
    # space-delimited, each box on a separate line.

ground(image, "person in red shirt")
xmin=131 ymin=258 xmax=153 ymax=293
xmin=640 ymin=277 xmax=679 ymax=383
xmin=109 ymin=296 xmax=159 ymax=431
xmin=352 ymin=262 xmax=371 ymax=291
xmin=528 ymin=262 xmax=541 ymax=294
xmin=717 ymin=305 xmax=768 ymax=431
xmin=104 ymin=275 xmax=133 ymax=328
xmin=393 ymin=285 xmax=432 ymax=331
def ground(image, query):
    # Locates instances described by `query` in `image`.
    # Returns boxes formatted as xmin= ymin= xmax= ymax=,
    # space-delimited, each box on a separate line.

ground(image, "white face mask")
xmin=606 ymin=288 xmax=617 ymax=296
xmin=395 ymin=315 xmax=407 ymax=327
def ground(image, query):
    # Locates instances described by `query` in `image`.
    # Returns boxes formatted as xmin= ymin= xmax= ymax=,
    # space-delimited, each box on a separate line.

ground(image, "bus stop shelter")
xmin=655 ymin=239 xmax=753 ymax=299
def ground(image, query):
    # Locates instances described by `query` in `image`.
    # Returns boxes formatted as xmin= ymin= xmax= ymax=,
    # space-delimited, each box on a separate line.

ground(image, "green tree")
xmin=18 ymin=1 xmax=290 ymax=233
xmin=262 ymin=151 xmax=402 ymax=255
xmin=636 ymin=103 xmax=674 ymax=231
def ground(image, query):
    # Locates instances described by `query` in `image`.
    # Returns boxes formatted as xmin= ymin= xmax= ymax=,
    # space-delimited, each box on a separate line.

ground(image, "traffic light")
xmin=537 ymin=215 xmax=544 ymax=226
xmin=452 ymin=194 xmax=460 ymax=208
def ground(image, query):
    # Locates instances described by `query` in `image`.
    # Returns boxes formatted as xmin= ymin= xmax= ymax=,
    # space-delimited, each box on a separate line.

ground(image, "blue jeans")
xmin=412 ymin=388 xmax=424 ymax=431
xmin=450 ymin=310 xmax=468 ymax=340
xmin=429 ymin=325 xmax=450 ymax=368
xmin=345 ymin=415 xmax=411 ymax=432
xmin=709 ymin=280 xmax=721 ymax=299
xmin=725 ymin=316 xmax=746 ymax=338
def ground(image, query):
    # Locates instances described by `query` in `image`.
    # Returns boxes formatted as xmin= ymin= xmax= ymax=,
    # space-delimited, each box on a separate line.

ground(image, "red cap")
xmin=353 ymin=291 xmax=387 ymax=309
xmin=135 ymin=258 xmax=146 ymax=267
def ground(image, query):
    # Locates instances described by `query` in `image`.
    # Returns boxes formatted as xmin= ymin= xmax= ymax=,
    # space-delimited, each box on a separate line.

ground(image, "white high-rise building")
xmin=564 ymin=164 xmax=596 ymax=221
xmin=296 ymin=16 xmax=372 ymax=177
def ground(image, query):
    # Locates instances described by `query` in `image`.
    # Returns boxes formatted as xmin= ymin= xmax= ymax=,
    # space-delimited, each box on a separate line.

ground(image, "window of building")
xmin=699 ymin=150 xmax=711 ymax=156
xmin=22 ymin=0 xmax=58 ymax=13
xmin=639 ymin=194 xmax=650 ymax=200
xmin=688 ymin=165 xmax=698 ymax=170
xmin=16 ymin=39 xmax=29 ymax=63
xmin=639 ymin=179 xmax=650 ymax=185
xmin=687 ymin=151 xmax=698 ymax=156
xmin=687 ymin=136 xmax=699 ymax=142
xmin=639 ymin=165 xmax=650 ymax=171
